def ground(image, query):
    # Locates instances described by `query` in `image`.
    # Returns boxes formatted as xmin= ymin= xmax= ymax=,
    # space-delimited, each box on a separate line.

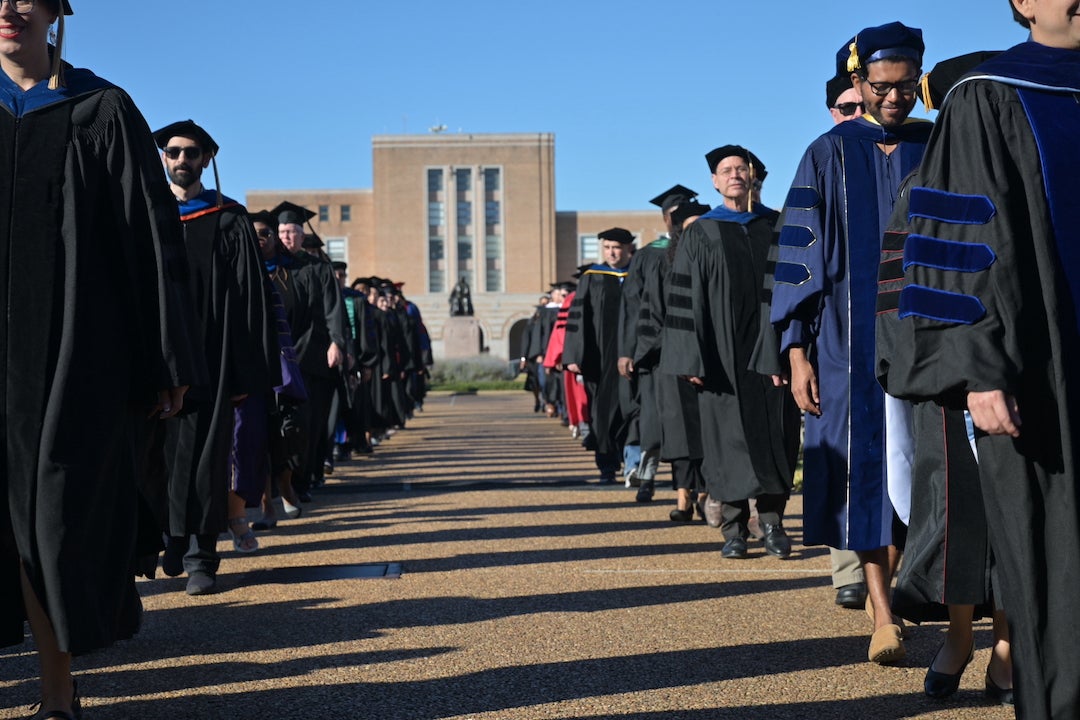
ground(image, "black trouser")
xmin=298 ymin=374 xmax=335 ymax=493
xmin=721 ymin=493 xmax=788 ymax=541
xmin=670 ymin=457 xmax=704 ymax=492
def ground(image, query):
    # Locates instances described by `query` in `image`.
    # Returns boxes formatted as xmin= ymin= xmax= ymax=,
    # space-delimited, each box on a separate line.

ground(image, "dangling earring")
xmin=49 ymin=25 xmax=57 ymax=45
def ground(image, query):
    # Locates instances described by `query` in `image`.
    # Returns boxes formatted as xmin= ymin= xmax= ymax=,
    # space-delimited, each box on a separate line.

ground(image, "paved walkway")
xmin=1 ymin=392 xmax=1014 ymax=719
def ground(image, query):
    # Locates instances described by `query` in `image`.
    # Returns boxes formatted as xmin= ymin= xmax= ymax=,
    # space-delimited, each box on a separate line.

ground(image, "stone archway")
xmin=506 ymin=318 xmax=531 ymax=361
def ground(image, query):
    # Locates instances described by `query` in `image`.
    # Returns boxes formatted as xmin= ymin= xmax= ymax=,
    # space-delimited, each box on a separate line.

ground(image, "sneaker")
xmin=624 ymin=466 xmax=640 ymax=488
xmin=186 ymin=572 xmax=216 ymax=596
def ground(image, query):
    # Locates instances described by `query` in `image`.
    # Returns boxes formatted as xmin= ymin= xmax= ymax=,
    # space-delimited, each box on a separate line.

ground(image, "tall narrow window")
xmin=483 ymin=167 xmax=503 ymax=292
xmin=455 ymin=167 xmax=474 ymax=291
xmin=340 ymin=205 xmax=351 ymax=222
xmin=579 ymin=235 xmax=598 ymax=265
xmin=325 ymin=237 xmax=346 ymax=263
xmin=427 ymin=168 xmax=446 ymax=293
xmin=318 ymin=205 xmax=329 ymax=223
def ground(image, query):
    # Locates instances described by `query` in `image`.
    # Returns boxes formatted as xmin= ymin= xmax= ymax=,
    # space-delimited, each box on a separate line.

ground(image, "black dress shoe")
xmin=669 ymin=507 xmax=694 ymax=522
xmin=297 ymin=490 xmax=313 ymax=503
xmin=761 ymin=523 xmax=792 ymax=558
xmin=636 ymin=479 xmax=655 ymax=503
xmin=985 ymin=670 xmax=1015 ymax=706
xmin=721 ymin=536 xmax=749 ymax=559
xmin=161 ymin=536 xmax=185 ymax=578
xmin=835 ymin=582 xmax=868 ymax=609
xmin=924 ymin=641 xmax=974 ymax=699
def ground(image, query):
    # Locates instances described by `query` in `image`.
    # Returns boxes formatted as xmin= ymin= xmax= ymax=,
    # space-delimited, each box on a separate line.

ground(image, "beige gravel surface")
xmin=1 ymin=392 xmax=1015 ymax=719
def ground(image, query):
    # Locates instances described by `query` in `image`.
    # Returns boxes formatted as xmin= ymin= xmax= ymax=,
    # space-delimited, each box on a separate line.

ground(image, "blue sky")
xmin=69 ymin=2 xmax=1028 ymax=211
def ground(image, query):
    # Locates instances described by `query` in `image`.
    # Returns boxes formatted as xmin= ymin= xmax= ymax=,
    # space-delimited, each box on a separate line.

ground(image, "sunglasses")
xmin=834 ymin=102 xmax=865 ymax=117
xmin=163 ymin=146 xmax=203 ymax=160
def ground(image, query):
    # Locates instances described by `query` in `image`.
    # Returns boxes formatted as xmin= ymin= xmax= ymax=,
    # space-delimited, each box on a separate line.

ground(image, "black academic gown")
xmin=0 ymin=69 xmax=199 ymax=654
xmin=162 ymin=191 xmax=277 ymax=537
xmin=875 ymin=43 xmax=1080 ymax=720
xmin=621 ymin=241 xmax=669 ymax=454
xmin=563 ymin=264 xmax=630 ymax=457
xmin=660 ymin=206 xmax=799 ymax=503
xmin=639 ymin=237 xmax=702 ymax=463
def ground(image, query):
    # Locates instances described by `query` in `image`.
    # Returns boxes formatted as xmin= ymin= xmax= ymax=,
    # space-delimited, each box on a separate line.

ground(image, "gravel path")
xmin=1 ymin=392 xmax=1014 ymax=719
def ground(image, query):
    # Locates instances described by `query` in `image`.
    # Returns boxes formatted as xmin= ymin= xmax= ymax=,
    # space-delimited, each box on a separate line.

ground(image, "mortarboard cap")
xmin=597 ymin=227 xmax=635 ymax=245
xmin=834 ymin=36 xmax=856 ymax=77
xmin=649 ymin=184 xmax=698 ymax=212
xmin=152 ymin=119 xmax=219 ymax=156
xmin=670 ymin=202 xmax=711 ymax=228
xmin=61 ymin=0 xmax=72 ymax=13
xmin=918 ymin=51 xmax=1001 ymax=111
xmin=549 ymin=280 xmax=577 ymax=292
xmin=331 ymin=261 xmax=348 ymax=272
xmin=302 ymin=232 xmax=324 ymax=249
xmin=270 ymin=201 xmax=316 ymax=227
xmin=844 ymin=21 xmax=924 ymax=75
xmin=248 ymin=210 xmax=276 ymax=226
xmin=826 ymin=73 xmax=854 ymax=109
xmin=705 ymin=145 xmax=767 ymax=180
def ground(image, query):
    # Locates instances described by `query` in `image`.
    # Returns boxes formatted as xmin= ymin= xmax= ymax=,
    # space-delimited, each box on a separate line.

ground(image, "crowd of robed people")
xmin=0 ymin=3 xmax=434 ymax=718
xmin=519 ymin=6 xmax=1080 ymax=719
xmin=4 ymin=2 xmax=1080 ymax=720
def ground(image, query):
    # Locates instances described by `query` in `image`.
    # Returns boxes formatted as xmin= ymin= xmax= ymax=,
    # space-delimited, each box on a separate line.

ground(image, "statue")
xmin=449 ymin=276 xmax=474 ymax=316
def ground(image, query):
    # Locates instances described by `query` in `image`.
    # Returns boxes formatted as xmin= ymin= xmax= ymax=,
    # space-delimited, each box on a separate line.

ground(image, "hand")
xmin=770 ymin=373 xmax=788 ymax=388
xmin=327 ymin=343 xmax=344 ymax=369
xmin=617 ymin=357 xmax=634 ymax=379
xmin=566 ymin=363 xmax=581 ymax=375
xmin=788 ymin=347 xmax=820 ymax=416
xmin=347 ymin=353 xmax=356 ymax=370
xmin=684 ymin=376 xmax=704 ymax=387
xmin=151 ymin=386 xmax=189 ymax=419
xmin=968 ymin=390 xmax=1021 ymax=437
xmin=519 ymin=359 xmax=527 ymax=370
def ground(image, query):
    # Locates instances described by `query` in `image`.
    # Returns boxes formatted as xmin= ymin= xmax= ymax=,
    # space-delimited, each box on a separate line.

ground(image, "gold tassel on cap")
xmin=919 ymin=72 xmax=935 ymax=111
xmin=748 ymin=157 xmax=756 ymax=214
xmin=47 ymin=13 xmax=65 ymax=89
xmin=847 ymin=38 xmax=861 ymax=73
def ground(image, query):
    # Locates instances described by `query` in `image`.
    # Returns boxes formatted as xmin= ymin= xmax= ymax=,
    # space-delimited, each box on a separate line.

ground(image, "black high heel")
xmin=924 ymin=641 xmax=974 ymax=698
xmin=29 ymin=678 xmax=81 ymax=720
xmin=985 ymin=669 xmax=1015 ymax=706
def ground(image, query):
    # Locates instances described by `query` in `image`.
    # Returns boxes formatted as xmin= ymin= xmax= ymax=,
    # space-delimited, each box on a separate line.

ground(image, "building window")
xmin=318 ymin=205 xmax=329 ymax=223
xmin=325 ymin=237 xmax=346 ymax=263
xmin=455 ymin=167 xmax=474 ymax=290
xmin=429 ymin=237 xmax=445 ymax=292
xmin=427 ymin=168 xmax=446 ymax=293
xmin=483 ymin=167 xmax=503 ymax=292
xmin=579 ymin=234 xmax=598 ymax=265
xmin=340 ymin=205 xmax=351 ymax=222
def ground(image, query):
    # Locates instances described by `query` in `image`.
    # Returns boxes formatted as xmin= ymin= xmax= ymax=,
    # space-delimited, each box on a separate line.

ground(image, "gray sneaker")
xmin=186 ymin=572 xmax=216 ymax=596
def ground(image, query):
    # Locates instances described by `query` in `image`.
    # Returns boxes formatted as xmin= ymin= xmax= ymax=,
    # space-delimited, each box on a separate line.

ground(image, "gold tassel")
xmin=748 ymin=158 xmax=756 ymax=214
xmin=846 ymin=38 xmax=860 ymax=74
xmin=47 ymin=13 xmax=65 ymax=90
xmin=919 ymin=72 xmax=935 ymax=111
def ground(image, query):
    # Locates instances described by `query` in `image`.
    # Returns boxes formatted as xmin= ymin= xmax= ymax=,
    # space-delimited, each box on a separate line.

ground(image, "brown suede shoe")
xmin=868 ymin=624 xmax=906 ymax=664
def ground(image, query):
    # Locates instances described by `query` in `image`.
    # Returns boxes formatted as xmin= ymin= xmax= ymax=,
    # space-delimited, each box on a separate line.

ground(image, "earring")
xmin=49 ymin=26 xmax=57 ymax=44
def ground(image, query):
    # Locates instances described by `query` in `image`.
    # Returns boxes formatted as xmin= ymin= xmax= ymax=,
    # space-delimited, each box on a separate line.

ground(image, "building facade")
xmin=247 ymin=132 xmax=668 ymax=360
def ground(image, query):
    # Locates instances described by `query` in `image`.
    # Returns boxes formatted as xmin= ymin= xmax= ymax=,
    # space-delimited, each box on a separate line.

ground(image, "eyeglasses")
xmin=0 ymin=0 xmax=36 ymax=14
xmin=163 ymin=146 xmax=203 ymax=160
xmin=865 ymin=79 xmax=919 ymax=97
xmin=255 ymin=228 xmax=274 ymax=239
xmin=834 ymin=102 xmax=865 ymax=116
